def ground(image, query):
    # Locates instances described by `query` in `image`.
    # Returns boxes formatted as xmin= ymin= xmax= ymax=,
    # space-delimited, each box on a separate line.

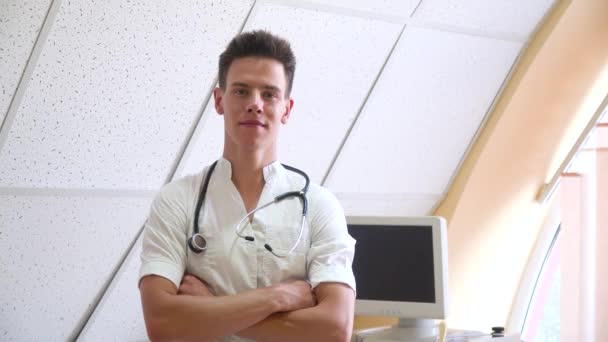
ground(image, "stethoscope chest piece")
xmin=188 ymin=233 xmax=207 ymax=253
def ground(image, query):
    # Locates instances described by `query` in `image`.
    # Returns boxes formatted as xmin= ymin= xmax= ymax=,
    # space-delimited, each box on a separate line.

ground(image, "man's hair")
xmin=218 ymin=30 xmax=296 ymax=97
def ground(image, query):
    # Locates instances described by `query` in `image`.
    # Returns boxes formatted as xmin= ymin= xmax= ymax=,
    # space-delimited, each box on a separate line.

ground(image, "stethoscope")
xmin=187 ymin=160 xmax=310 ymax=258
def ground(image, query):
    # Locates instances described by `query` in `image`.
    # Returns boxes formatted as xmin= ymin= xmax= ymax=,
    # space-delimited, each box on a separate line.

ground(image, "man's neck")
xmin=223 ymin=149 xmax=276 ymax=211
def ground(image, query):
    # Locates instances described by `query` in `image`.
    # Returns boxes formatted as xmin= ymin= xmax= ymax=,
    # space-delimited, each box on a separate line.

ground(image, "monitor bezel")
xmin=348 ymin=216 xmax=448 ymax=319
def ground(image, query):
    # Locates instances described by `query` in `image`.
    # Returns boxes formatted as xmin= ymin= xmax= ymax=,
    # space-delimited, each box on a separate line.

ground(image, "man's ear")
xmin=213 ymin=87 xmax=224 ymax=115
xmin=281 ymin=98 xmax=294 ymax=124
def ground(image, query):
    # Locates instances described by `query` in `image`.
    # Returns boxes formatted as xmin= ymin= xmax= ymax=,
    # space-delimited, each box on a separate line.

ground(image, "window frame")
xmin=506 ymin=193 xmax=561 ymax=334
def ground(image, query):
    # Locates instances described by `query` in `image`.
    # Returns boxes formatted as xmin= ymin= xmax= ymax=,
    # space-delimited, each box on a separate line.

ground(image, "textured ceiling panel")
xmin=176 ymin=2 xmax=401 ymax=182
xmin=326 ymin=27 xmax=521 ymax=197
xmin=0 ymin=0 xmax=52 ymax=123
xmin=78 ymin=237 xmax=148 ymax=341
xmin=340 ymin=194 xmax=442 ymax=217
xmin=305 ymin=0 xmax=419 ymax=18
xmin=413 ymin=0 xmax=555 ymax=38
xmin=0 ymin=0 xmax=252 ymax=190
xmin=174 ymin=99 xmax=223 ymax=178
xmin=0 ymin=194 xmax=152 ymax=341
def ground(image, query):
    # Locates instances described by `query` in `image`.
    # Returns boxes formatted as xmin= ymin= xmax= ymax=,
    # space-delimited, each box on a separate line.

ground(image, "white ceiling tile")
xmin=175 ymin=99 xmax=224 ymax=178
xmin=0 ymin=0 xmax=52 ymax=123
xmin=326 ymin=27 xmax=521 ymax=196
xmin=304 ymin=0 xmax=419 ymax=19
xmin=177 ymin=2 xmax=402 ymax=182
xmin=0 ymin=194 xmax=152 ymax=341
xmin=339 ymin=193 xmax=442 ymax=216
xmin=78 ymin=236 xmax=148 ymax=342
xmin=0 ymin=0 xmax=252 ymax=190
xmin=413 ymin=0 xmax=555 ymax=38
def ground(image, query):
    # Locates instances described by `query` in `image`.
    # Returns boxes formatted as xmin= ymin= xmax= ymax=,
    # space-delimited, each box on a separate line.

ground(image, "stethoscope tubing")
xmin=189 ymin=160 xmax=309 ymax=257
xmin=188 ymin=160 xmax=218 ymax=253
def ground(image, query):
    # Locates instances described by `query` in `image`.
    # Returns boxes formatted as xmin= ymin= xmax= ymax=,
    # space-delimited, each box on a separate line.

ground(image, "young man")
xmin=139 ymin=30 xmax=356 ymax=341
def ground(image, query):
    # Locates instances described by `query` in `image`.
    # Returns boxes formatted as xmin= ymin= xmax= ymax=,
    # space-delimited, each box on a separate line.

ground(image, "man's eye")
xmin=263 ymin=92 xmax=277 ymax=100
xmin=234 ymin=89 xmax=247 ymax=95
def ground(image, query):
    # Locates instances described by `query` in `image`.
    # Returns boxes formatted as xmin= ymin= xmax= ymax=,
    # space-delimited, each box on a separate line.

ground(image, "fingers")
xmin=274 ymin=280 xmax=317 ymax=312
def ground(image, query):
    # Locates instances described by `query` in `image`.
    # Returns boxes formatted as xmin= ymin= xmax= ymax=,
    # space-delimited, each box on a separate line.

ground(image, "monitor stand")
xmin=356 ymin=318 xmax=438 ymax=342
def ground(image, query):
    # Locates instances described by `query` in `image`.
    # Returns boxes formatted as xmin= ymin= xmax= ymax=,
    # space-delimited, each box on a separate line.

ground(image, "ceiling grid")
xmin=0 ymin=0 xmax=254 ymax=191
xmin=262 ymin=0 xmax=534 ymax=42
xmin=320 ymin=22 xmax=409 ymax=185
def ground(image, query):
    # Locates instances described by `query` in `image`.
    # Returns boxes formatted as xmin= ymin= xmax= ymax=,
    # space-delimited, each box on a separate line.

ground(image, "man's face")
xmin=214 ymin=57 xmax=293 ymax=154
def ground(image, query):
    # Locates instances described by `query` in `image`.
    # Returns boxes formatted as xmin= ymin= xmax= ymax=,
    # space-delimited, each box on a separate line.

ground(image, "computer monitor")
xmin=348 ymin=216 xmax=448 ymax=341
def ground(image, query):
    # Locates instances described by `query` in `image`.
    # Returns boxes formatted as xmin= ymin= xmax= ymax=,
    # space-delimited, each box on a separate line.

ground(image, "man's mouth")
xmin=239 ymin=120 xmax=266 ymax=127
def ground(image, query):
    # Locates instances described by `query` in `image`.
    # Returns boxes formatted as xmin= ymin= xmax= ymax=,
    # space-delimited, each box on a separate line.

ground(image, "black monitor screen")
xmin=348 ymin=224 xmax=436 ymax=303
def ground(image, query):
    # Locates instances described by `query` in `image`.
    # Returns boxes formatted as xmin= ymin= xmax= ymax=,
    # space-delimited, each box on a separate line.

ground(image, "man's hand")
xmin=271 ymin=280 xmax=317 ymax=312
xmin=237 ymin=282 xmax=354 ymax=341
xmin=178 ymin=274 xmax=215 ymax=297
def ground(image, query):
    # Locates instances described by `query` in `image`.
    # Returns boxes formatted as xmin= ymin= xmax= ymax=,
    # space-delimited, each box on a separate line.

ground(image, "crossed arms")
xmin=140 ymin=274 xmax=355 ymax=341
xmin=140 ymin=179 xmax=355 ymax=340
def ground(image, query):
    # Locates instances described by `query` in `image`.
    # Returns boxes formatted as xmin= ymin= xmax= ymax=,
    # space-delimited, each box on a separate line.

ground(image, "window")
xmin=518 ymin=107 xmax=607 ymax=341
xmin=521 ymin=226 xmax=560 ymax=341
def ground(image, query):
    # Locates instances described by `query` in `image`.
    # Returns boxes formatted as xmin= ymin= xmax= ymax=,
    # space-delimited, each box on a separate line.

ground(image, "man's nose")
xmin=247 ymin=92 xmax=263 ymax=114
